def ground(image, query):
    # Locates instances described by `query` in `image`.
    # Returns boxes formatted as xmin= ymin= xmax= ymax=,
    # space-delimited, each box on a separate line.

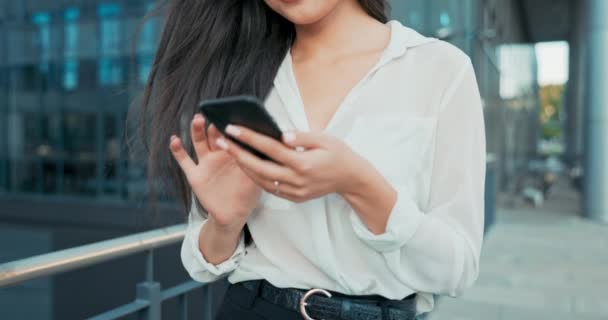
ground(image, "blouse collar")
xmin=382 ymin=20 xmax=438 ymax=62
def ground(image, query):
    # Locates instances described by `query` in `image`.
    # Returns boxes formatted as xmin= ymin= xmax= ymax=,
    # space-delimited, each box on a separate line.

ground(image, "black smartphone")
xmin=198 ymin=95 xmax=283 ymax=161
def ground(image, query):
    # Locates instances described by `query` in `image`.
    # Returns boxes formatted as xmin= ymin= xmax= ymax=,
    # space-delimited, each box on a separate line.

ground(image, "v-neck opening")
xmin=284 ymin=21 xmax=402 ymax=133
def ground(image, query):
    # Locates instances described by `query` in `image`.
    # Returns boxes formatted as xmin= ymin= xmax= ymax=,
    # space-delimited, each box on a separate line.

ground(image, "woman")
xmin=140 ymin=0 xmax=486 ymax=319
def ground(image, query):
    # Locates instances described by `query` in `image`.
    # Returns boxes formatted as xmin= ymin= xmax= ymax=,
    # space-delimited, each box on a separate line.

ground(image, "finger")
xmin=207 ymin=124 xmax=223 ymax=152
xmin=224 ymin=125 xmax=298 ymax=166
xmin=216 ymin=137 xmax=296 ymax=183
xmin=282 ymin=131 xmax=325 ymax=149
xmin=240 ymin=166 xmax=303 ymax=200
xmin=169 ymin=135 xmax=196 ymax=174
xmin=239 ymin=166 xmax=269 ymax=190
xmin=191 ymin=114 xmax=209 ymax=160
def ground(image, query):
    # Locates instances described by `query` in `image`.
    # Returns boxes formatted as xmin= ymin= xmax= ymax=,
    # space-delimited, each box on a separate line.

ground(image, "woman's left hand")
xmin=214 ymin=124 xmax=367 ymax=202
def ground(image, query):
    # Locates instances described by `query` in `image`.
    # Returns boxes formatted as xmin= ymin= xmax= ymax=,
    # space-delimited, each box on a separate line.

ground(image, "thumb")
xmin=282 ymin=131 xmax=324 ymax=149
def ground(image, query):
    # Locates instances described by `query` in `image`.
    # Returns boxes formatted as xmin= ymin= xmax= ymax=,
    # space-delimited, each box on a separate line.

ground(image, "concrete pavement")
xmin=428 ymin=179 xmax=608 ymax=320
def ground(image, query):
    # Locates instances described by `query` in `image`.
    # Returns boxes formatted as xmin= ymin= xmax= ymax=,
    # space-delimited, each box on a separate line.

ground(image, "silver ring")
xmin=273 ymin=180 xmax=281 ymax=195
xmin=300 ymin=288 xmax=332 ymax=320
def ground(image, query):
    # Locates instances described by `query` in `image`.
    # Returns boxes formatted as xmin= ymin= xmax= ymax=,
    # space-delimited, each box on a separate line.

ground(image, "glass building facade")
xmin=0 ymin=5 xmax=169 ymax=317
xmin=0 ymin=0 xmax=540 ymax=204
xmin=0 ymin=0 xmax=158 ymax=201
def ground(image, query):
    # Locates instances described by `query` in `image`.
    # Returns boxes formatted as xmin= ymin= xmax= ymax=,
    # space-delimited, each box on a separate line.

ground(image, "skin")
xmin=170 ymin=0 xmax=397 ymax=265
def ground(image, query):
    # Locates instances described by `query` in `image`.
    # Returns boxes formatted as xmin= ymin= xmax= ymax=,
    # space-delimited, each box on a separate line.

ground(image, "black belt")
xmin=239 ymin=280 xmax=417 ymax=320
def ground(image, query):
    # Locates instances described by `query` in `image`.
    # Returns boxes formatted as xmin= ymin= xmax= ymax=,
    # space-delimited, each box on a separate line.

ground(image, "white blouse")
xmin=181 ymin=20 xmax=486 ymax=315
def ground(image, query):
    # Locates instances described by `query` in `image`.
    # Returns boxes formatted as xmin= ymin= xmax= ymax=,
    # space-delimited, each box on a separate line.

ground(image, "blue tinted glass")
xmin=63 ymin=60 xmax=79 ymax=90
xmin=138 ymin=56 xmax=154 ymax=84
xmin=145 ymin=1 xmax=156 ymax=12
xmin=32 ymin=12 xmax=50 ymax=25
xmin=65 ymin=25 xmax=78 ymax=53
xmin=408 ymin=12 xmax=422 ymax=29
xmin=98 ymin=3 xmax=122 ymax=54
xmin=440 ymin=11 xmax=451 ymax=27
xmin=32 ymin=12 xmax=51 ymax=73
xmin=139 ymin=18 xmax=157 ymax=53
xmin=64 ymin=7 xmax=80 ymax=90
xmin=138 ymin=2 xmax=157 ymax=84
xmin=98 ymin=3 xmax=121 ymax=17
xmin=100 ymin=19 xmax=120 ymax=54
xmin=99 ymin=58 xmax=123 ymax=86
xmin=64 ymin=8 xmax=79 ymax=54
xmin=98 ymin=3 xmax=123 ymax=85
xmin=65 ymin=7 xmax=80 ymax=21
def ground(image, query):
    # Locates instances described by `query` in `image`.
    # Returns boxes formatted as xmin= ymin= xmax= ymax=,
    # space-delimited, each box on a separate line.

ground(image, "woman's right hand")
xmin=170 ymin=114 xmax=261 ymax=231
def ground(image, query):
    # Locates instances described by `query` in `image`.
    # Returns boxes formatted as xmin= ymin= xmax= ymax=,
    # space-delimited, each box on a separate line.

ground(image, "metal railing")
xmin=0 ymin=224 xmax=210 ymax=320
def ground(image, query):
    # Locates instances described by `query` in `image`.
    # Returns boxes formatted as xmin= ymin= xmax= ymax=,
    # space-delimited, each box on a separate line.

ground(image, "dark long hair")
xmin=132 ymin=0 xmax=389 ymax=239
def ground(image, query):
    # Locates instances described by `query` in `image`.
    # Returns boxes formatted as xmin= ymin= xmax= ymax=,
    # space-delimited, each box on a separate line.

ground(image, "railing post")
xmin=138 ymin=249 xmax=161 ymax=320
xmin=178 ymin=294 xmax=188 ymax=320
xmin=137 ymin=282 xmax=162 ymax=320
xmin=145 ymin=249 xmax=155 ymax=283
xmin=202 ymin=285 xmax=214 ymax=320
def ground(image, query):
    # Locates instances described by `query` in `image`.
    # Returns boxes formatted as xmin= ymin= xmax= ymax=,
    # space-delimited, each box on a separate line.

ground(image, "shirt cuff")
xmin=350 ymin=185 xmax=424 ymax=253
xmin=187 ymin=219 xmax=246 ymax=277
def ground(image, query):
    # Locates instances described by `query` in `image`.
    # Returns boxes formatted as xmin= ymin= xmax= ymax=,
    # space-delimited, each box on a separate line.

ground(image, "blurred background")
xmin=0 ymin=0 xmax=606 ymax=319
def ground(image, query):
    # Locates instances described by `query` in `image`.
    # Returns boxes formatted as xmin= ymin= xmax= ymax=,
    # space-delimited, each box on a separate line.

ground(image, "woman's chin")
xmin=266 ymin=0 xmax=337 ymax=26
xmin=281 ymin=8 xmax=334 ymax=26
xmin=284 ymin=14 xmax=326 ymax=26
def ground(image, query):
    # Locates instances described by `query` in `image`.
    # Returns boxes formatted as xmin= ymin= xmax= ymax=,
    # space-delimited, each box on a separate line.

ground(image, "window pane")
xmin=98 ymin=3 xmax=123 ymax=86
xmin=13 ymin=160 xmax=40 ymax=193
xmin=63 ymin=112 xmax=96 ymax=155
xmin=64 ymin=7 xmax=80 ymax=91
xmin=31 ymin=12 xmax=51 ymax=74
xmin=103 ymin=114 xmax=120 ymax=195
xmin=62 ymin=112 xmax=97 ymax=195
xmin=63 ymin=158 xmax=97 ymax=196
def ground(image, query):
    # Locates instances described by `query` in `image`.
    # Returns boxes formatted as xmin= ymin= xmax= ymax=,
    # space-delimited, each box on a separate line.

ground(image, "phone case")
xmin=198 ymin=95 xmax=283 ymax=161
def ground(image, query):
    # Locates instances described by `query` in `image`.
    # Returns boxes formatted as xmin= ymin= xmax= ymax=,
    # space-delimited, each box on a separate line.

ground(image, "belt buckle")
xmin=299 ymin=288 xmax=332 ymax=320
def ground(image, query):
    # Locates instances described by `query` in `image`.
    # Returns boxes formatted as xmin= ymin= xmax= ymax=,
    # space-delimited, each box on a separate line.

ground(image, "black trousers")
xmin=216 ymin=281 xmax=302 ymax=319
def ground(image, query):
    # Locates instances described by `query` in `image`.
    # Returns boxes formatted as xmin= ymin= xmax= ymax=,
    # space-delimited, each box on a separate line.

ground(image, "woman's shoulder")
xmin=391 ymin=21 xmax=472 ymax=74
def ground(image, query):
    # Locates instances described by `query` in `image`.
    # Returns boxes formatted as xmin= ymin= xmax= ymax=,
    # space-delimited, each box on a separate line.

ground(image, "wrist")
xmin=207 ymin=215 xmax=247 ymax=235
xmin=338 ymin=152 xmax=377 ymax=198
xmin=199 ymin=217 xmax=245 ymax=265
xmin=338 ymin=156 xmax=397 ymax=235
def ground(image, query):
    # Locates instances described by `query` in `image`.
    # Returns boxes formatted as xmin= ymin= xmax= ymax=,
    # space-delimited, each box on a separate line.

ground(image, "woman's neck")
xmin=291 ymin=2 xmax=390 ymax=62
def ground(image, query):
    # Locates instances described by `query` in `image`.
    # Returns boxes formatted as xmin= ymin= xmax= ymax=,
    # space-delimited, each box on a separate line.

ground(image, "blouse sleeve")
xmin=349 ymin=57 xmax=486 ymax=297
xmin=180 ymin=194 xmax=246 ymax=283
